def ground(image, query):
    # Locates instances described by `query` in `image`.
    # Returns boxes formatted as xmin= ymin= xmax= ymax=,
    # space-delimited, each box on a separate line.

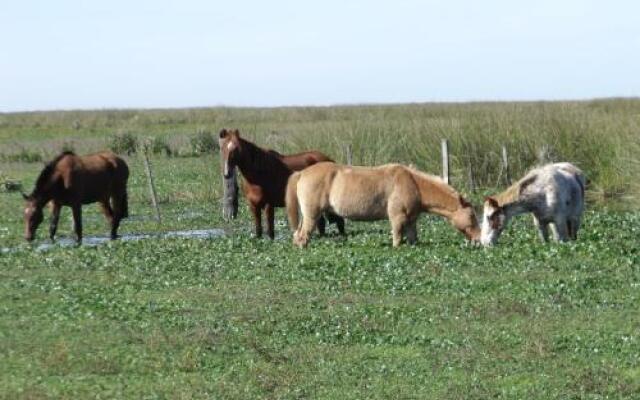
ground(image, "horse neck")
xmin=494 ymin=183 xmax=532 ymax=220
xmin=30 ymin=170 xmax=58 ymax=206
xmin=411 ymin=171 xmax=461 ymax=219
xmin=236 ymin=139 xmax=288 ymax=183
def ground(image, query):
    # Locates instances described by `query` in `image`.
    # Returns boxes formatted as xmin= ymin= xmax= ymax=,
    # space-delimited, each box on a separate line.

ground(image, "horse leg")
xmin=71 ymin=204 xmax=83 ymax=244
xmin=569 ymin=216 xmax=581 ymax=240
xmin=250 ymin=203 xmax=262 ymax=238
xmin=335 ymin=215 xmax=346 ymax=236
xmin=293 ymin=203 xmax=321 ymax=248
xmin=532 ymin=215 xmax=549 ymax=243
xmin=388 ymin=199 xmax=410 ymax=247
xmin=109 ymin=191 xmax=127 ymax=239
xmin=316 ymin=215 xmax=327 ymax=236
xmin=48 ymin=201 xmax=61 ymax=241
xmin=326 ymin=212 xmax=346 ymax=236
xmin=265 ymin=203 xmax=275 ymax=240
xmin=100 ymin=200 xmax=118 ymax=240
xmin=552 ymin=217 xmax=570 ymax=242
xmin=404 ymin=219 xmax=418 ymax=245
xmin=389 ymin=213 xmax=409 ymax=247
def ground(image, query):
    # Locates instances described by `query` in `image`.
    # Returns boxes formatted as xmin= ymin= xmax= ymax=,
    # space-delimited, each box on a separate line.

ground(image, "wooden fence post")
xmin=441 ymin=139 xmax=450 ymax=184
xmin=537 ymin=144 xmax=550 ymax=164
xmin=468 ymin=164 xmax=476 ymax=192
xmin=141 ymin=143 xmax=162 ymax=224
xmin=502 ymin=145 xmax=511 ymax=185
xmin=222 ymin=167 xmax=238 ymax=221
xmin=345 ymin=144 xmax=353 ymax=165
xmin=219 ymin=138 xmax=239 ymax=220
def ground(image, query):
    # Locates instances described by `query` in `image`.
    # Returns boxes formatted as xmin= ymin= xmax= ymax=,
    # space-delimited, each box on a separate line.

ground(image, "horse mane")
xmin=31 ymin=151 xmax=75 ymax=196
xmin=494 ymin=169 xmax=538 ymax=206
xmin=406 ymin=166 xmax=457 ymax=194
xmin=405 ymin=165 xmax=465 ymax=211
xmin=240 ymin=138 xmax=288 ymax=172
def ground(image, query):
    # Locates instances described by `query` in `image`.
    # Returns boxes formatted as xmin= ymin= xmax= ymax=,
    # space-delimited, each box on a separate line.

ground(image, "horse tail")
xmin=116 ymin=157 xmax=130 ymax=219
xmin=120 ymin=190 xmax=129 ymax=219
xmin=286 ymin=172 xmax=302 ymax=230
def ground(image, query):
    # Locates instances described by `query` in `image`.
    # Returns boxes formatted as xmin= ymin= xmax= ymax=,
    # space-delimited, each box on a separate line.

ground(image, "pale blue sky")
xmin=1 ymin=0 xmax=639 ymax=112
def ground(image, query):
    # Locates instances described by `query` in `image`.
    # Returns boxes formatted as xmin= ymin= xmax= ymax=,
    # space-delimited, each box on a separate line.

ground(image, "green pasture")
xmin=1 ymin=100 xmax=639 ymax=399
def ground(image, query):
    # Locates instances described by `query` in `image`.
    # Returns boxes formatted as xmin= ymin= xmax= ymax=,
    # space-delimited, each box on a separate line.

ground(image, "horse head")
xmin=219 ymin=128 xmax=242 ymax=179
xmin=452 ymin=194 xmax=481 ymax=243
xmin=480 ymin=196 xmax=506 ymax=246
xmin=22 ymin=193 xmax=43 ymax=242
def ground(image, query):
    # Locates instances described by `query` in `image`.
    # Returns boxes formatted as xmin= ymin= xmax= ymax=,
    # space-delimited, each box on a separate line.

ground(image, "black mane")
xmin=241 ymin=139 xmax=288 ymax=172
xmin=31 ymin=151 xmax=75 ymax=196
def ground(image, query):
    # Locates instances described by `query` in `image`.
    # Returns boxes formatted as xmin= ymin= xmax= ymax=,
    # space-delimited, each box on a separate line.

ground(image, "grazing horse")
xmin=286 ymin=162 xmax=480 ymax=247
xmin=219 ymin=129 xmax=345 ymax=239
xmin=22 ymin=151 xmax=129 ymax=243
xmin=480 ymin=162 xmax=585 ymax=246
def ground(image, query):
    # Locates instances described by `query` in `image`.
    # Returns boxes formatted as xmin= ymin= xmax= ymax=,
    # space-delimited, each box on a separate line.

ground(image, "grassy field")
xmin=1 ymin=100 xmax=639 ymax=398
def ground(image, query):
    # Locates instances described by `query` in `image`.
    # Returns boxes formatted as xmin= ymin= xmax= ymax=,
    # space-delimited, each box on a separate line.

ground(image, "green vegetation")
xmin=190 ymin=128 xmax=218 ymax=155
xmin=1 ymin=210 xmax=639 ymax=398
xmin=109 ymin=131 xmax=139 ymax=155
xmin=1 ymin=100 xmax=639 ymax=398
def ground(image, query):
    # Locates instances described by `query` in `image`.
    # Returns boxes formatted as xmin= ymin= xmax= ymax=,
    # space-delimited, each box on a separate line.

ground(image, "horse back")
xmin=301 ymin=163 xmax=413 ymax=221
xmin=67 ymin=152 xmax=128 ymax=202
xmin=281 ymin=150 xmax=333 ymax=171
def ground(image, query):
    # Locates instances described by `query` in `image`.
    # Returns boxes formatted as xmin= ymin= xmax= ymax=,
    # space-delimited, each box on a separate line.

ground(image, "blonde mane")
xmin=494 ymin=169 xmax=538 ymax=206
xmin=405 ymin=166 xmax=463 ymax=212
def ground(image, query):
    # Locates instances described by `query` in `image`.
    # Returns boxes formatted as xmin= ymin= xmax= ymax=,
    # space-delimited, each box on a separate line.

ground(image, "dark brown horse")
xmin=22 ymin=151 xmax=129 ymax=243
xmin=219 ymin=129 xmax=345 ymax=239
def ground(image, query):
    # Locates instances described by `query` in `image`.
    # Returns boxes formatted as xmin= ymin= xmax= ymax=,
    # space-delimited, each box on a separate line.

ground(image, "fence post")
xmin=222 ymin=167 xmax=238 ymax=221
xmin=219 ymin=138 xmax=239 ymax=221
xmin=441 ymin=139 xmax=450 ymax=184
xmin=468 ymin=164 xmax=476 ymax=193
xmin=141 ymin=142 xmax=162 ymax=224
xmin=537 ymin=144 xmax=550 ymax=164
xmin=345 ymin=144 xmax=353 ymax=165
xmin=501 ymin=145 xmax=511 ymax=185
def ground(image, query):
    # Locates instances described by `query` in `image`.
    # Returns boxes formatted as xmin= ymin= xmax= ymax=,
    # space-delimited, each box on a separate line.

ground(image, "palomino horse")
xmin=286 ymin=162 xmax=480 ymax=247
xmin=219 ymin=129 xmax=345 ymax=239
xmin=22 ymin=151 xmax=129 ymax=243
xmin=481 ymin=162 xmax=585 ymax=246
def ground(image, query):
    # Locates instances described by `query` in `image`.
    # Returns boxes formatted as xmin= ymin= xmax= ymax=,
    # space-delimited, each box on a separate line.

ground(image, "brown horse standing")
xmin=219 ymin=129 xmax=345 ymax=239
xmin=22 ymin=151 xmax=129 ymax=243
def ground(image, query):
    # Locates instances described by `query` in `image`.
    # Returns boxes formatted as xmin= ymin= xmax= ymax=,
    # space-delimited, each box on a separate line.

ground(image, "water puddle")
xmin=1 ymin=228 xmax=225 ymax=253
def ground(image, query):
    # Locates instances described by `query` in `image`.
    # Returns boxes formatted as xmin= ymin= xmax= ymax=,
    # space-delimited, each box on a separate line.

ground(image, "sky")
xmin=1 ymin=0 xmax=639 ymax=112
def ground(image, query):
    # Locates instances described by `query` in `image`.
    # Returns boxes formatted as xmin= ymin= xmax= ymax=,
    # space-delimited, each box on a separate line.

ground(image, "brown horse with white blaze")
xmin=219 ymin=129 xmax=345 ymax=239
xmin=22 ymin=151 xmax=129 ymax=243
xmin=286 ymin=162 xmax=480 ymax=247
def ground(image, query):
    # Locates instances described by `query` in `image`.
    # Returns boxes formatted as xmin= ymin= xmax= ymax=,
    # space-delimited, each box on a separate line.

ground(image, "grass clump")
xmin=150 ymin=136 xmax=173 ymax=156
xmin=109 ymin=131 xmax=138 ymax=155
xmin=0 ymin=148 xmax=43 ymax=163
xmin=189 ymin=128 xmax=218 ymax=155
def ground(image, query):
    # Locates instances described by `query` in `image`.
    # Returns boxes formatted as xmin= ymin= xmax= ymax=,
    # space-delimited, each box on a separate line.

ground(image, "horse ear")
xmin=232 ymin=129 xmax=241 ymax=137
xmin=21 ymin=192 xmax=29 ymax=200
xmin=219 ymin=129 xmax=228 ymax=139
xmin=485 ymin=196 xmax=499 ymax=208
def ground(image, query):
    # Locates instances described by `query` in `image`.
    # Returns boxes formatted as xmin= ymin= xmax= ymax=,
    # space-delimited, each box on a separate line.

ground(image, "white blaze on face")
xmin=224 ymin=141 xmax=236 ymax=177
xmin=480 ymin=202 xmax=502 ymax=246
xmin=24 ymin=205 xmax=35 ymax=218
